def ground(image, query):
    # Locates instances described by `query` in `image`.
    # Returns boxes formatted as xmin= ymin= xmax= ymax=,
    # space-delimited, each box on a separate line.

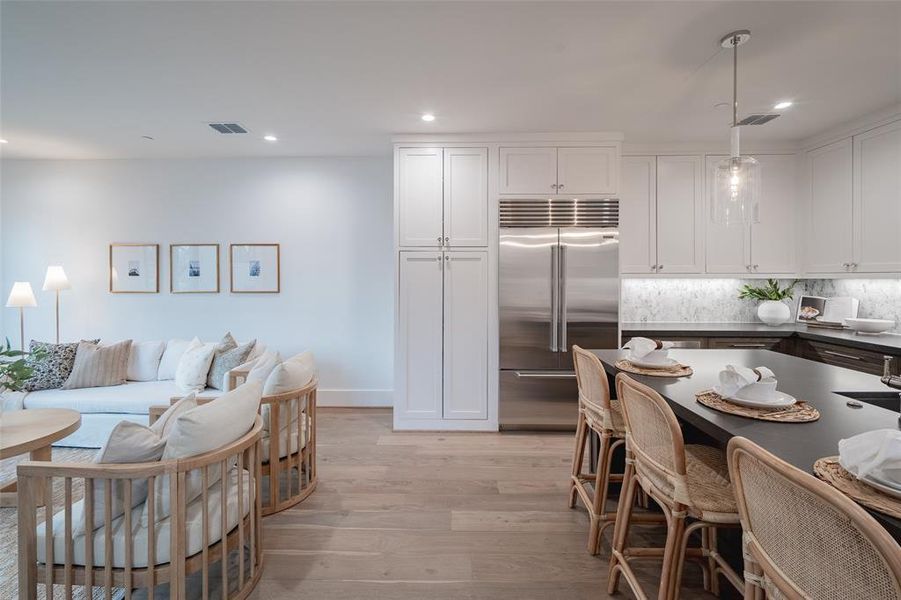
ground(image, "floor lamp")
xmin=42 ymin=266 xmax=71 ymax=344
xmin=6 ymin=282 xmax=37 ymax=351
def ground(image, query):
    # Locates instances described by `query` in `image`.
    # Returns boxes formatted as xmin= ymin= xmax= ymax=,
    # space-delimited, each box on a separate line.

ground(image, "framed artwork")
xmin=170 ymin=244 xmax=220 ymax=293
xmin=109 ymin=243 xmax=159 ymax=293
xmin=230 ymin=243 xmax=280 ymax=293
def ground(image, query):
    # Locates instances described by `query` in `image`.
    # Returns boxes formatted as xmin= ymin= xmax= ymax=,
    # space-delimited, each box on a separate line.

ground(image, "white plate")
xmin=627 ymin=356 xmax=680 ymax=369
xmin=713 ymin=387 xmax=797 ymax=409
xmin=845 ymin=318 xmax=895 ymax=334
xmin=861 ymin=476 xmax=901 ymax=500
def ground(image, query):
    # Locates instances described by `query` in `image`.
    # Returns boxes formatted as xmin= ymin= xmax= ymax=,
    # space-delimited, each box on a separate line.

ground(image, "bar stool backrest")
xmin=572 ymin=346 xmax=613 ymax=423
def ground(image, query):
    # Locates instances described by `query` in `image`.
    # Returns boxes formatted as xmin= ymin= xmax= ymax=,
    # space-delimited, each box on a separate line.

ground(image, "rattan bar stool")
xmin=609 ymin=374 xmax=744 ymax=600
xmin=727 ymin=436 xmax=901 ymax=600
xmin=569 ymin=346 xmax=629 ymax=554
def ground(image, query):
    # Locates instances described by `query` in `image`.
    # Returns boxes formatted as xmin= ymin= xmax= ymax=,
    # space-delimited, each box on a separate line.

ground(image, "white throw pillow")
xmin=127 ymin=340 xmax=166 ymax=382
xmin=157 ymin=339 xmax=192 ymax=380
xmin=144 ymin=380 xmax=263 ymax=525
xmin=263 ymin=351 xmax=317 ymax=396
xmin=246 ymin=341 xmax=266 ymax=363
xmin=174 ymin=337 xmax=217 ymax=393
xmin=149 ymin=392 xmax=197 ymax=437
xmin=77 ymin=420 xmax=166 ymax=535
xmin=246 ymin=350 xmax=281 ymax=386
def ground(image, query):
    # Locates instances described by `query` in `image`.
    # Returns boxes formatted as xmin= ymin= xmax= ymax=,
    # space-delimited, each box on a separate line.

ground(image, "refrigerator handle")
xmin=550 ymin=244 xmax=558 ymax=352
xmin=559 ymin=244 xmax=567 ymax=353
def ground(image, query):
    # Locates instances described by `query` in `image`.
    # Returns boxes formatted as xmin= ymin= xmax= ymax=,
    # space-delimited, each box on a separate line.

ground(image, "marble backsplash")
xmin=622 ymin=278 xmax=901 ymax=333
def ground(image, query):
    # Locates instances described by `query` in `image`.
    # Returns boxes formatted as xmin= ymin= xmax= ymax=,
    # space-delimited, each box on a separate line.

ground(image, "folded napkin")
xmin=839 ymin=429 xmax=901 ymax=487
xmin=622 ymin=337 xmax=673 ymax=358
xmin=716 ymin=365 xmax=776 ymax=398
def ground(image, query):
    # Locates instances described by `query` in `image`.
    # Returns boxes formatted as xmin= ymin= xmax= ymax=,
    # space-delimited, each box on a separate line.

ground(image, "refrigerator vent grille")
xmin=499 ymin=199 xmax=619 ymax=228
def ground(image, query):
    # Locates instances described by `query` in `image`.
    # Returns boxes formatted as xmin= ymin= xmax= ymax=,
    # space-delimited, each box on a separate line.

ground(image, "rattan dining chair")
xmin=727 ymin=436 xmax=901 ymax=600
xmin=569 ymin=345 xmax=629 ymax=554
xmin=609 ymin=373 xmax=744 ymax=600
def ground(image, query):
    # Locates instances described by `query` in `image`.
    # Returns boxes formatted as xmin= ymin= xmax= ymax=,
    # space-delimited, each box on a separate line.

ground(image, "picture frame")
xmin=170 ymin=243 xmax=220 ymax=293
xmin=109 ymin=243 xmax=159 ymax=293
xmin=230 ymin=243 xmax=280 ymax=293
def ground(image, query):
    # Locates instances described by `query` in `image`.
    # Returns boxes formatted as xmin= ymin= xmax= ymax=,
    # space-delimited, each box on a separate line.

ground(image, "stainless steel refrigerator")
xmin=499 ymin=198 xmax=620 ymax=430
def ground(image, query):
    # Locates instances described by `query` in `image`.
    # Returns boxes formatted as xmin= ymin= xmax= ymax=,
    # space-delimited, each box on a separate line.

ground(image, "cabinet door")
xmin=656 ymin=156 xmax=704 ymax=273
xmin=619 ymin=156 xmax=657 ymax=273
xmin=853 ymin=120 xmax=901 ymax=272
xmin=751 ymin=155 xmax=799 ymax=274
xmin=557 ymin=146 xmax=618 ymax=195
xmin=705 ymin=155 xmax=751 ymax=274
xmin=806 ymin=139 xmax=853 ymax=273
xmin=397 ymin=252 xmax=443 ymax=420
xmin=443 ymin=252 xmax=489 ymax=420
xmin=444 ymin=147 xmax=488 ymax=247
xmin=499 ymin=147 xmax=557 ymax=195
xmin=397 ymin=147 xmax=443 ymax=247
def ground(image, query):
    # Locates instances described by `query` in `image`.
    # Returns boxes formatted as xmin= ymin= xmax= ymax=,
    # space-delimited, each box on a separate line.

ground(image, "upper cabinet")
xmin=805 ymin=120 xmax=900 ymax=274
xmin=499 ymin=146 xmax=618 ymax=195
xmin=397 ymin=146 xmax=488 ymax=248
xmin=705 ymin=154 xmax=798 ymax=275
xmin=853 ymin=120 xmax=901 ymax=273
xmin=619 ymin=156 xmax=657 ymax=274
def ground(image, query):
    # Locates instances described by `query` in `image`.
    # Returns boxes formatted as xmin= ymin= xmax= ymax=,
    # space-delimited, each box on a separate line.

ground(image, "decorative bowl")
xmin=844 ymin=318 xmax=895 ymax=334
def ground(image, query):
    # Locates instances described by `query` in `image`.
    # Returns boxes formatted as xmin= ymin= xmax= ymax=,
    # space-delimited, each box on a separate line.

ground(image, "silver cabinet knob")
xmin=444 ymin=255 xmax=449 ymax=261
xmin=437 ymin=236 xmax=442 ymax=242
xmin=850 ymin=262 xmax=858 ymax=269
xmin=753 ymin=264 xmax=759 ymax=270
xmin=444 ymin=236 xmax=449 ymax=242
xmin=551 ymin=184 xmax=558 ymax=190
xmin=557 ymin=184 xmax=565 ymax=190
xmin=657 ymin=264 xmax=663 ymax=271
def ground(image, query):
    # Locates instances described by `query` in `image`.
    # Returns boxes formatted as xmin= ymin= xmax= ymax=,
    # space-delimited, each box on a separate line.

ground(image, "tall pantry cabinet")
xmin=394 ymin=146 xmax=492 ymax=429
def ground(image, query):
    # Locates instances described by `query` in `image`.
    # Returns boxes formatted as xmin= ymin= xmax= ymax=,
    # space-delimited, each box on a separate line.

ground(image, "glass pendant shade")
xmin=711 ymin=126 xmax=761 ymax=226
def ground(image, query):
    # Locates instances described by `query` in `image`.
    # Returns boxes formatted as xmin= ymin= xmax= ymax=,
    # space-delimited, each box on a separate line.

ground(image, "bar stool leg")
xmin=568 ymin=412 xmax=587 ymax=509
xmin=588 ymin=430 xmax=612 ymax=554
xmin=658 ymin=507 xmax=686 ymax=600
xmin=607 ymin=459 xmax=638 ymax=595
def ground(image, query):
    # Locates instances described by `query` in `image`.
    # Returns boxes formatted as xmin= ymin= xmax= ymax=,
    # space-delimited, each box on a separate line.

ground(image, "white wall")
xmin=0 ymin=157 xmax=394 ymax=406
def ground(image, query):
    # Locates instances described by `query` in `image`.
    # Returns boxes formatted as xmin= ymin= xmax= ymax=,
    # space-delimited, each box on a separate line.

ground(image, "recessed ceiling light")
xmin=263 ymin=135 xmax=278 ymax=142
xmin=774 ymin=101 xmax=793 ymax=110
xmin=0 ymin=139 xmax=8 ymax=144
xmin=421 ymin=113 xmax=436 ymax=122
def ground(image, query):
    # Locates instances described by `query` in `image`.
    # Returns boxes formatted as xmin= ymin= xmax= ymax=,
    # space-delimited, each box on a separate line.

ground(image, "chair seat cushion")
xmin=23 ymin=380 xmax=222 ymax=414
xmin=261 ymin=415 xmax=309 ymax=463
xmin=36 ymin=467 xmax=252 ymax=568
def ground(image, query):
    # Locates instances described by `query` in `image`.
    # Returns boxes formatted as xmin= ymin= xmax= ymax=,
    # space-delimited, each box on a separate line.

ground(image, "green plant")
xmin=0 ymin=338 xmax=43 ymax=393
xmin=738 ymin=278 xmax=800 ymax=302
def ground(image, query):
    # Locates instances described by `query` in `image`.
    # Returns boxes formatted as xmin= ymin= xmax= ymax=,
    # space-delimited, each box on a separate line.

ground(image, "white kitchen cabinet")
xmin=397 ymin=148 xmax=444 ymax=247
xmin=619 ymin=156 xmax=657 ymax=273
xmin=498 ymin=147 xmax=557 ymax=194
xmin=444 ymin=147 xmax=488 ymax=246
xmin=806 ymin=139 xmax=853 ymax=273
xmin=705 ymin=154 xmax=798 ymax=274
xmin=396 ymin=252 xmax=444 ymax=419
xmin=853 ymin=120 xmax=901 ymax=272
xmin=655 ymin=155 xmax=704 ymax=274
xmin=443 ymin=252 xmax=489 ymax=419
xmin=557 ymin=147 xmax=618 ymax=195
xmin=499 ymin=146 xmax=619 ymax=195
xmin=396 ymin=250 xmax=489 ymax=423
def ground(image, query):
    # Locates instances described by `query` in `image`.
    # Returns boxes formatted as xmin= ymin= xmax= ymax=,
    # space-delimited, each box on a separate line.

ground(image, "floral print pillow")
xmin=23 ymin=339 xmax=99 ymax=391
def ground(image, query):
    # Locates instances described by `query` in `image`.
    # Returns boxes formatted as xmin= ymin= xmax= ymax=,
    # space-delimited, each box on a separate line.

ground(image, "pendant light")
xmin=711 ymin=30 xmax=761 ymax=226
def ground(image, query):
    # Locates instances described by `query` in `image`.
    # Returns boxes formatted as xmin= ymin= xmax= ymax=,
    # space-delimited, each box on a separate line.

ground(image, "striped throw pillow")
xmin=62 ymin=340 xmax=132 ymax=390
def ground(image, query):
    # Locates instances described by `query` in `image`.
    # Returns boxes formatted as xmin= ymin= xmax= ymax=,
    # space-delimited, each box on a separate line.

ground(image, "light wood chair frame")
xmin=17 ymin=416 xmax=264 ymax=600
xmin=609 ymin=374 xmax=743 ymax=600
xmin=226 ymin=371 xmax=317 ymax=515
xmin=727 ymin=436 xmax=901 ymax=600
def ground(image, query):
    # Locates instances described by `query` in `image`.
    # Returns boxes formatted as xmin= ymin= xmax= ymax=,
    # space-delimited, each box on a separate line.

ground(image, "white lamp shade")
xmin=42 ymin=265 xmax=71 ymax=291
xmin=6 ymin=282 xmax=37 ymax=308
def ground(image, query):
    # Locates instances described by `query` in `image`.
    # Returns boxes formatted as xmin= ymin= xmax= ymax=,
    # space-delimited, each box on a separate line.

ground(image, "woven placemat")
xmin=695 ymin=390 xmax=820 ymax=422
xmin=614 ymin=359 xmax=693 ymax=378
xmin=814 ymin=457 xmax=901 ymax=519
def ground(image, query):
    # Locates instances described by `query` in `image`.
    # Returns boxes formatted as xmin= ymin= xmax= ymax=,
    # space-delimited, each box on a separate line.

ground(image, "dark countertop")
xmin=590 ymin=348 xmax=901 ymax=538
xmin=622 ymin=322 xmax=901 ymax=354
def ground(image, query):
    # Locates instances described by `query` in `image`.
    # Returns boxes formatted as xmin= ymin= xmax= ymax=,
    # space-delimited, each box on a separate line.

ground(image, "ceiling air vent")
xmin=737 ymin=113 xmax=780 ymax=126
xmin=207 ymin=122 xmax=248 ymax=134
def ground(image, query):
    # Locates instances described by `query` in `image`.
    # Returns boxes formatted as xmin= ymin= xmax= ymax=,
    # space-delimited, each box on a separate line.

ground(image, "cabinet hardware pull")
xmin=657 ymin=265 xmax=663 ymax=270
xmin=557 ymin=184 xmax=565 ymax=190
xmin=513 ymin=371 xmax=577 ymax=379
xmin=842 ymin=262 xmax=850 ymax=269
xmin=444 ymin=255 xmax=449 ymax=261
xmin=823 ymin=350 xmax=861 ymax=361
xmin=753 ymin=264 xmax=759 ymax=270
xmin=437 ymin=236 xmax=443 ymax=242
xmin=551 ymin=184 xmax=558 ymax=190
xmin=730 ymin=343 xmax=767 ymax=348
xmin=444 ymin=237 xmax=449 ymax=242
xmin=850 ymin=262 xmax=858 ymax=269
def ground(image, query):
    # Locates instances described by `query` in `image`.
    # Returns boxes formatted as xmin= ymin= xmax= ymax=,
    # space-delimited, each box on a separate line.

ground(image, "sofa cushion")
xmin=149 ymin=392 xmax=197 ymax=437
xmin=207 ymin=337 xmax=255 ymax=390
xmin=63 ymin=340 xmax=132 ymax=390
xmin=157 ymin=339 xmax=192 ymax=380
xmin=23 ymin=380 xmax=222 ymax=415
xmin=174 ymin=338 xmax=217 ymax=393
xmin=246 ymin=350 xmax=281 ymax=386
xmin=127 ymin=340 xmax=166 ymax=382
xmin=22 ymin=339 xmax=99 ymax=391
xmin=262 ymin=351 xmax=316 ymax=396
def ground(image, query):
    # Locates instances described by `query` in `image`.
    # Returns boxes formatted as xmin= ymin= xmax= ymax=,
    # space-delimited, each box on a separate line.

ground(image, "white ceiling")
xmin=2 ymin=1 xmax=899 ymax=159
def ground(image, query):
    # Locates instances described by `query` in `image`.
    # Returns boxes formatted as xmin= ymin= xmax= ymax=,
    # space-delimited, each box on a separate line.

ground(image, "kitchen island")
xmin=589 ymin=348 xmax=901 ymax=539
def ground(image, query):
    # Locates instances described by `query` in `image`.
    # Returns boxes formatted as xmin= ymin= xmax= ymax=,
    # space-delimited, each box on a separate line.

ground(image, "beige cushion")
xmin=174 ymin=337 xmax=217 ymax=393
xmin=246 ymin=341 xmax=266 ymax=362
xmin=77 ymin=420 xmax=166 ymax=535
xmin=246 ymin=350 xmax=281 ymax=386
xmin=208 ymin=337 xmax=255 ymax=390
xmin=157 ymin=339 xmax=192 ymax=380
xmin=63 ymin=340 xmax=132 ymax=390
xmin=262 ymin=351 xmax=316 ymax=396
xmin=261 ymin=414 xmax=309 ymax=463
xmin=144 ymin=381 xmax=262 ymax=525
xmin=127 ymin=340 xmax=166 ymax=382
xmin=149 ymin=392 xmax=197 ymax=437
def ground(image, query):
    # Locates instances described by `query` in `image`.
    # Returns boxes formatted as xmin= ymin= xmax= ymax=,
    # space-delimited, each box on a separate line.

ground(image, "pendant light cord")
xmin=732 ymin=34 xmax=738 ymax=127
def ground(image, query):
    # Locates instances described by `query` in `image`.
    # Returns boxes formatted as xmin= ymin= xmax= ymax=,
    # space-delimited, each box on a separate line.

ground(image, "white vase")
xmin=757 ymin=300 xmax=791 ymax=326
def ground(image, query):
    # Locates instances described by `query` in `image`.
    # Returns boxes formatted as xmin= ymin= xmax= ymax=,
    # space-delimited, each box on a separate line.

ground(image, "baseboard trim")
xmin=317 ymin=389 xmax=393 ymax=407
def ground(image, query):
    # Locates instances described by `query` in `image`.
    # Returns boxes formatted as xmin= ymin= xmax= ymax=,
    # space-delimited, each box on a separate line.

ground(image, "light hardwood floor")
xmin=250 ymin=408 xmax=716 ymax=599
